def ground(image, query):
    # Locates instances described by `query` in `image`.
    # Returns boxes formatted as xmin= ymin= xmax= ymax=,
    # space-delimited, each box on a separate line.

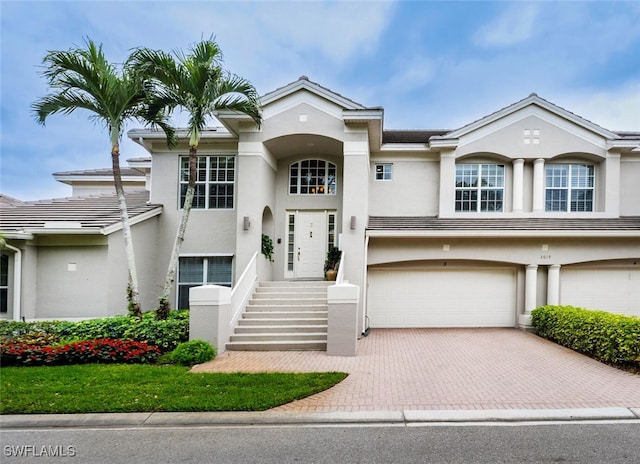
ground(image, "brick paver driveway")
xmin=192 ymin=328 xmax=640 ymax=412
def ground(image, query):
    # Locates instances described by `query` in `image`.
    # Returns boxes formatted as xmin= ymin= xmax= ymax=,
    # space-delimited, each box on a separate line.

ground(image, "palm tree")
xmin=130 ymin=39 xmax=261 ymax=319
xmin=32 ymin=39 xmax=175 ymax=317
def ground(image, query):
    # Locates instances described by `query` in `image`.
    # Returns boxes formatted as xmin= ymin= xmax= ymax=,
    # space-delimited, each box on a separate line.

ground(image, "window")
xmin=375 ymin=163 xmax=392 ymax=180
xmin=177 ymin=256 xmax=233 ymax=309
xmin=455 ymin=164 xmax=504 ymax=212
xmin=289 ymin=160 xmax=336 ymax=195
xmin=327 ymin=213 xmax=336 ymax=250
xmin=179 ymin=155 xmax=235 ymax=209
xmin=545 ymin=164 xmax=594 ymax=212
xmin=0 ymin=253 xmax=8 ymax=314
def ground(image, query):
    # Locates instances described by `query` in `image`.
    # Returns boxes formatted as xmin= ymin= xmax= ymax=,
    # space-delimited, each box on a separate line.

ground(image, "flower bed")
xmin=1 ymin=338 xmax=160 ymax=366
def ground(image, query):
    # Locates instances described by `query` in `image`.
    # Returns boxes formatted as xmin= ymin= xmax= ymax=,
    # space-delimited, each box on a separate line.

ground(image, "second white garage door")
xmin=367 ymin=267 xmax=517 ymax=328
xmin=560 ymin=267 xmax=640 ymax=317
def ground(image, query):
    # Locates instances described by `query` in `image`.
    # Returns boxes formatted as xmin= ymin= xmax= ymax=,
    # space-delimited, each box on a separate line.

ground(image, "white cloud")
xmin=555 ymin=81 xmax=640 ymax=132
xmin=474 ymin=3 xmax=539 ymax=48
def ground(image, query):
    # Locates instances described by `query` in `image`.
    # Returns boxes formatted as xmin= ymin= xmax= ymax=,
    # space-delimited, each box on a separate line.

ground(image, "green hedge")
xmin=0 ymin=311 xmax=189 ymax=353
xmin=531 ymin=305 xmax=640 ymax=365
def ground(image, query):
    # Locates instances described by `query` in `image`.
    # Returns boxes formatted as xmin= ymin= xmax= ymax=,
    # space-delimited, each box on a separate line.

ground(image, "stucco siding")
xmin=36 ymin=245 xmax=108 ymax=318
xmin=620 ymin=157 xmax=640 ymax=215
xmin=368 ymin=159 xmax=439 ymax=216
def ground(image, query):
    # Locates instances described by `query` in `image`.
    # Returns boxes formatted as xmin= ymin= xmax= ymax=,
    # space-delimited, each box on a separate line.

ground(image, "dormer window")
xmin=545 ymin=164 xmax=594 ymax=212
xmin=289 ymin=160 xmax=336 ymax=195
xmin=455 ymin=164 xmax=504 ymax=212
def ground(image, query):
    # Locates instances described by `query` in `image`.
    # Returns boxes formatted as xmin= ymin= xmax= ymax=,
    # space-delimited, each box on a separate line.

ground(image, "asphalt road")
xmin=2 ymin=422 xmax=639 ymax=463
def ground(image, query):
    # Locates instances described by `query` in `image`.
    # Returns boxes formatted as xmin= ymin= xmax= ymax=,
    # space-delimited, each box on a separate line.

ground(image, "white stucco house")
xmin=2 ymin=77 xmax=639 ymax=351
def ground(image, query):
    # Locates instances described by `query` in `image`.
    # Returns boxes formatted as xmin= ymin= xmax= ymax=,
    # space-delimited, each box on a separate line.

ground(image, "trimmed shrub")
xmin=0 ymin=311 xmax=189 ymax=353
xmin=531 ymin=305 xmax=640 ymax=365
xmin=169 ymin=340 xmax=216 ymax=366
xmin=0 ymin=339 xmax=160 ymax=366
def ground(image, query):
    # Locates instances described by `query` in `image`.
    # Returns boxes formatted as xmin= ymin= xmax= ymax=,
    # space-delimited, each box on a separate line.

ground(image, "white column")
xmin=532 ymin=159 xmax=545 ymax=212
xmin=189 ymin=285 xmax=231 ymax=354
xmin=525 ymin=264 xmax=538 ymax=313
xmin=512 ymin=159 xmax=524 ymax=212
xmin=605 ymin=153 xmax=620 ymax=216
xmin=438 ymin=150 xmax=456 ymax=217
xmin=547 ymin=264 xmax=561 ymax=306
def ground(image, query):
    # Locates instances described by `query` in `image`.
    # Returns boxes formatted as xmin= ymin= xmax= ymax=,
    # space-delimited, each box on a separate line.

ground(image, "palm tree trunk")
xmin=111 ymin=141 xmax=142 ymax=318
xmin=157 ymin=145 xmax=197 ymax=319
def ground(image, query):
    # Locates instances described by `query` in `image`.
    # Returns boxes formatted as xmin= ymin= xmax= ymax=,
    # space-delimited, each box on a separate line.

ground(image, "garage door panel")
xmin=561 ymin=268 xmax=640 ymax=316
xmin=368 ymin=268 xmax=516 ymax=328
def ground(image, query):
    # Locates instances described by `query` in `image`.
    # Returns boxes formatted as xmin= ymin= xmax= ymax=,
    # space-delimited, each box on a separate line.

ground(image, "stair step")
xmin=230 ymin=333 xmax=327 ymax=342
xmin=259 ymin=281 xmax=332 ymax=287
xmin=255 ymin=287 xmax=330 ymax=293
xmin=235 ymin=325 xmax=328 ymax=334
xmin=238 ymin=318 xmax=328 ymax=326
xmin=226 ymin=340 xmax=327 ymax=351
xmin=245 ymin=304 xmax=327 ymax=312
xmin=243 ymin=311 xmax=327 ymax=319
xmin=248 ymin=298 xmax=327 ymax=306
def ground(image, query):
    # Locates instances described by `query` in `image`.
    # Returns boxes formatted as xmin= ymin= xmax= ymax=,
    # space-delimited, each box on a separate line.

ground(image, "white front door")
xmin=295 ymin=211 xmax=327 ymax=278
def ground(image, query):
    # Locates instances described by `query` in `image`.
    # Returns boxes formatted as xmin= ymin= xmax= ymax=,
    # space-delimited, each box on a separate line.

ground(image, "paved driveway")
xmin=192 ymin=328 xmax=640 ymax=412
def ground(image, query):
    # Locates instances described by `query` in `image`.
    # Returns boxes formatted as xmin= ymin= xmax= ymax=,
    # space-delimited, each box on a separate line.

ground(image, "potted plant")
xmin=324 ymin=246 xmax=341 ymax=281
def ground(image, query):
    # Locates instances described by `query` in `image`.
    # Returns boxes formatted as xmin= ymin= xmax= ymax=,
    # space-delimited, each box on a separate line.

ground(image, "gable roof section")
xmin=260 ymin=75 xmax=368 ymax=110
xmin=430 ymin=93 xmax=622 ymax=149
xmin=0 ymin=190 xmax=162 ymax=237
xmin=368 ymin=216 xmax=640 ymax=238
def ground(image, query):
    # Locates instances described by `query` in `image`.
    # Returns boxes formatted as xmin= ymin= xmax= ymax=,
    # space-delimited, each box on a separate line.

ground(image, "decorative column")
xmin=532 ymin=159 xmax=545 ymax=212
xmin=512 ymin=159 xmax=524 ymax=212
xmin=520 ymin=264 xmax=538 ymax=328
xmin=327 ymin=283 xmax=360 ymax=356
xmin=547 ymin=264 xmax=561 ymax=306
xmin=189 ymin=285 xmax=231 ymax=355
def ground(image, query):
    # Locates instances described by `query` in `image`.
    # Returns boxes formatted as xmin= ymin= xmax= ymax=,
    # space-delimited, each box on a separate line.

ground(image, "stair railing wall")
xmin=230 ymin=251 xmax=259 ymax=331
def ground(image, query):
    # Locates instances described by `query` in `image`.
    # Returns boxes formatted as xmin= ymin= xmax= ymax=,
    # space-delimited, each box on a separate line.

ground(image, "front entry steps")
xmin=226 ymin=281 xmax=331 ymax=351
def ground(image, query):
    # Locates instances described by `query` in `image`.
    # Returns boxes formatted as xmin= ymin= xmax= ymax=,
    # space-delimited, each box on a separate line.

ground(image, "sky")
xmin=1 ymin=0 xmax=639 ymax=201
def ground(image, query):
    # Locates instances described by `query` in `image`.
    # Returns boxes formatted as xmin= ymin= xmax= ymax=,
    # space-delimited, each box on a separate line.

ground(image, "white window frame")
xmin=455 ymin=164 xmax=505 ymax=212
xmin=545 ymin=164 xmax=595 ymax=212
xmin=375 ymin=163 xmax=393 ymax=181
xmin=176 ymin=254 xmax=233 ymax=309
xmin=179 ymin=154 xmax=236 ymax=209
xmin=289 ymin=160 xmax=337 ymax=195
xmin=0 ymin=253 xmax=8 ymax=314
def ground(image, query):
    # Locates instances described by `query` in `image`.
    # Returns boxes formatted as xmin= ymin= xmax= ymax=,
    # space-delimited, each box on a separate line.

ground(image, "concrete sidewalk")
xmin=2 ymin=408 xmax=640 ymax=430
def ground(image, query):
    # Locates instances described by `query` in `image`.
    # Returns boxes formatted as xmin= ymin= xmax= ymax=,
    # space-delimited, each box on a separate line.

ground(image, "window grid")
xmin=0 ymin=253 xmax=8 ymax=313
xmin=289 ymin=160 xmax=336 ymax=195
xmin=375 ymin=164 xmax=392 ymax=180
xmin=545 ymin=164 xmax=594 ymax=212
xmin=287 ymin=214 xmax=295 ymax=272
xmin=455 ymin=164 xmax=504 ymax=212
xmin=177 ymin=256 xmax=233 ymax=309
xmin=327 ymin=213 xmax=336 ymax=250
xmin=179 ymin=155 xmax=235 ymax=209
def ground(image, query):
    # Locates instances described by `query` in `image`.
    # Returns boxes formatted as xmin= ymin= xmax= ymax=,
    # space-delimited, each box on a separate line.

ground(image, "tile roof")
xmin=52 ymin=167 xmax=143 ymax=177
xmin=368 ymin=216 xmax=640 ymax=233
xmin=0 ymin=190 xmax=161 ymax=232
xmin=382 ymin=130 xmax=451 ymax=144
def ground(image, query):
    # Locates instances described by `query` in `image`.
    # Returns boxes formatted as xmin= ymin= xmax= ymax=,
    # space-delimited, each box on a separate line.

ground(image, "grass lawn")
xmin=0 ymin=364 xmax=347 ymax=414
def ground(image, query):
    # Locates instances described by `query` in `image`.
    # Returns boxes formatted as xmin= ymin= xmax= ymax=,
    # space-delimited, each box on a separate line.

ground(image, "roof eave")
xmin=366 ymin=230 xmax=640 ymax=238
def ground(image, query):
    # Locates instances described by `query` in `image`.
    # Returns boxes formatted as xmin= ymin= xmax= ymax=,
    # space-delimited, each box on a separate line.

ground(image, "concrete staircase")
xmin=226 ymin=281 xmax=331 ymax=351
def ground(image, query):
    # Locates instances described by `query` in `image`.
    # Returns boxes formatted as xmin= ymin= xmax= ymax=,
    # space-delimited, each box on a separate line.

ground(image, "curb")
xmin=2 ymin=408 xmax=639 ymax=429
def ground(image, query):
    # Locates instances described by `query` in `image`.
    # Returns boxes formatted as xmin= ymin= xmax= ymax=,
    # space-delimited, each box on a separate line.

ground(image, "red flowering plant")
xmin=0 ymin=339 xmax=160 ymax=366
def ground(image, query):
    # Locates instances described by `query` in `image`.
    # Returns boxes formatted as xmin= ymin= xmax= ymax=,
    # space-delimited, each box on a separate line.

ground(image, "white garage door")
xmin=367 ymin=267 xmax=516 ymax=328
xmin=560 ymin=267 xmax=640 ymax=317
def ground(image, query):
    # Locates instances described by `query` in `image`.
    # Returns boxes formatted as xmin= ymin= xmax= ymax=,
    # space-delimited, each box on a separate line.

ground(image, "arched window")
xmin=289 ymin=160 xmax=336 ymax=195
